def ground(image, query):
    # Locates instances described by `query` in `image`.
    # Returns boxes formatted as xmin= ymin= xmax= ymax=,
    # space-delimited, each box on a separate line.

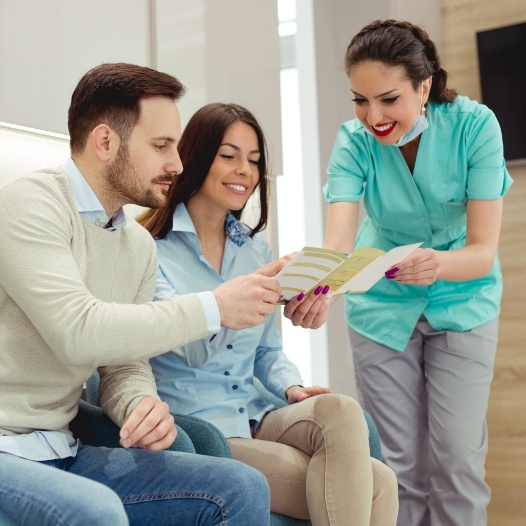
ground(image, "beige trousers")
xmin=228 ymin=393 xmax=398 ymax=526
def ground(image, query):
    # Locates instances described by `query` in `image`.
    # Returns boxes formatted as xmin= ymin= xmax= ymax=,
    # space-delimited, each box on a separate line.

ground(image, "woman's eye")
xmin=383 ymin=97 xmax=399 ymax=106
xmin=249 ymin=159 xmax=259 ymax=165
xmin=220 ymin=154 xmax=234 ymax=160
xmin=352 ymin=98 xmax=366 ymax=106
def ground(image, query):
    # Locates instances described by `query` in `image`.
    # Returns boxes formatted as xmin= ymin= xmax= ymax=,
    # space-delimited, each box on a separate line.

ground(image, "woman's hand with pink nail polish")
xmin=283 ymin=288 xmax=336 ymax=329
xmin=387 ymin=248 xmax=440 ymax=285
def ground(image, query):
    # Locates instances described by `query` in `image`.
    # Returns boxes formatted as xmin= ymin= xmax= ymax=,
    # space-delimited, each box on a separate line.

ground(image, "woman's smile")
xmin=370 ymin=122 xmax=396 ymax=136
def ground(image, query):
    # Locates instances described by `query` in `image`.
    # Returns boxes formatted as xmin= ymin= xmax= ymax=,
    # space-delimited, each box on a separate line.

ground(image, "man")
xmin=0 ymin=62 xmax=279 ymax=525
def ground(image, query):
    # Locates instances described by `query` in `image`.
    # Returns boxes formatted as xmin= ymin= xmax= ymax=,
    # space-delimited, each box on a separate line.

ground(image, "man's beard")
xmin=105 ymin=143 xmax=172 ymax=210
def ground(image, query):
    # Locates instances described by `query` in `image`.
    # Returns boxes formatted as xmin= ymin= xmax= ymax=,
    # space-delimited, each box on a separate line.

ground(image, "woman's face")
xmin=198 ymin=121 xmax=261 ymax=213
xmin=349 ymin=61 xmax=431 ymax=145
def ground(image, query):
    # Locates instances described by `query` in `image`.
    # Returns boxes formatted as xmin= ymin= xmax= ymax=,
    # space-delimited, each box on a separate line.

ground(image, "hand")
xmin=253 ymin=252 xmax=296 ymax=278
xmin=283 ymin=285 xmax=332 ymax=329
xmin=213 ymin=274 xmax=282 ymax=330
xmin=286 ymin=385 xmax=332 ymax=404
xmin=385 ymin=248 xmax=440 ymax=285
xmin=119 ymin=396 xmax=177 ymax=451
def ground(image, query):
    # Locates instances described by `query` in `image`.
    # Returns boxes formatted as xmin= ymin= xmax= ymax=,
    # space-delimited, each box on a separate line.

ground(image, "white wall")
xmin=154 ymin=0 xmax=282 ymax=244
xmin=0 ymin=0 xmax=152 ymax=134
xmin=0 ymin=0 xmax=283 ymax=242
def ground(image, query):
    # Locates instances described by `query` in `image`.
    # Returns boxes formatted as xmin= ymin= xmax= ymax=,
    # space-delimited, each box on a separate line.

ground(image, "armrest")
xmin=363 ymin=409 xmax=382 ymax=461
xmin=173 ymin=413 xmax=231 ymax=458
xmin=71 ymin=399 xmax=196 ymax=454
xmin=84 ymin=372 xmax=230 ymax=456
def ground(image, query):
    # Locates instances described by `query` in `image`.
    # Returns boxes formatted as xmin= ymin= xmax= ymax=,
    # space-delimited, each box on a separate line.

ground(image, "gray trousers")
xmin=350 ymin=316 xmax=498 ymax=526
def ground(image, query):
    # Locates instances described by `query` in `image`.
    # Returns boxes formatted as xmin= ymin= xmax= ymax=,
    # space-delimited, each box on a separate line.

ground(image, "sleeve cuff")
xmin=196 ymin=291 xmax=221 ymax=336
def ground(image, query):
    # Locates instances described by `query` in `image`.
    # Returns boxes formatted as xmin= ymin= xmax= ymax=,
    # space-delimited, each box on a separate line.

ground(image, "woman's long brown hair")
xmin=137 ymin=102 xmax=270 ymax=239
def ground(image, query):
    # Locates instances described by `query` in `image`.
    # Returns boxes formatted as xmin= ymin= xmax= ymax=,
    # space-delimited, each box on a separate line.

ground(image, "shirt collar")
xmin=62 ymin=158 xmax=126 ymax=229
xmin=172 ymin=204 xmax=248 ymax=247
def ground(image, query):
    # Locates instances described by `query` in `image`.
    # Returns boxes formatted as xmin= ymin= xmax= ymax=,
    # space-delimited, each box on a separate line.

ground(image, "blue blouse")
xmin=324 ymin=95 xmax=514 ymax=352
xmin=150 ymin=204 xmax=303 ymax=438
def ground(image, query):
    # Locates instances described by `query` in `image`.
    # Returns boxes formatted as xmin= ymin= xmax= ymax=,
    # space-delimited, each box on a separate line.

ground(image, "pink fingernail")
xmin=314 ymin=286 xmax=323 ymax=295
xmin=322 ymin=285 xmax=330 ymax=294
xmin=297 ymin=293 xmax=305 ymax=301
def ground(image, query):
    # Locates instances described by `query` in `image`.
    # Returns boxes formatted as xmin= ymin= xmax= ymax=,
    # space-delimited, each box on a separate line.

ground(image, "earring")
xmin=421 ymin=103 xmax=427 ymax=117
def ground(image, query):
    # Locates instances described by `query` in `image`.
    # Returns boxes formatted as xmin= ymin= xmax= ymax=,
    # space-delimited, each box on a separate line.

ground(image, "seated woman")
xmin=137 ymin=102 xmax=398 ymax=526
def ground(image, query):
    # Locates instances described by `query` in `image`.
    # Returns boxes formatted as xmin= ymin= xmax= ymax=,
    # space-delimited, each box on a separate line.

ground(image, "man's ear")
xmin=90 ymin=124 xmax=120 ymax=163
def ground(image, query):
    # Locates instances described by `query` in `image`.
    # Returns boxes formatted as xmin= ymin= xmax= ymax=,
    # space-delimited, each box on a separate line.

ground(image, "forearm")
xmin=324 ymin=201 xmax=360 ymax=253
xmin=98 ymin=362 xmax=160 ymax=425
xmin=435 ymin=243 xmax=499 ymax=282
xmin=255 ymin=347 xmax=303 ymax=401
xmin=436 ymin=199 xmax=503 ymax=282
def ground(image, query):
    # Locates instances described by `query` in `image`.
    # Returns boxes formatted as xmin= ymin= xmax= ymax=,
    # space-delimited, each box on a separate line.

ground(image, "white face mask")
xmin=394 ymin=113 xmax=428 ymax=147
xmin=363 ymin=82 xmax=428 ymax=147
xmin=394 ymin=82 xmax=428 ymax=147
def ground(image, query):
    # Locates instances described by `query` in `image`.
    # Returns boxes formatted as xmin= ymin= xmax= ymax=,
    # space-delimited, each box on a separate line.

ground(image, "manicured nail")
xmin=296 ymin=293 xmax=305 ymax=301
xmin=322 ymin=285 xmax=330 ymax=294
xmin=385 ymin=267 xmax=399 ymax=279
xmin=314 ymin=286 xmax=323 ymax=295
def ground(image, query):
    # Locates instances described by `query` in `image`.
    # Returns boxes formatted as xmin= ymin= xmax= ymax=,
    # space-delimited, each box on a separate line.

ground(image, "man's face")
xmin=105 ymin=97 xmax=183 ymax=209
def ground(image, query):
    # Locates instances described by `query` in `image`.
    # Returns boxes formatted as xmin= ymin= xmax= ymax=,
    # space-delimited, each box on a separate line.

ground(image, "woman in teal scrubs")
xmin=322 ymin=19 xmax=513 ymax=526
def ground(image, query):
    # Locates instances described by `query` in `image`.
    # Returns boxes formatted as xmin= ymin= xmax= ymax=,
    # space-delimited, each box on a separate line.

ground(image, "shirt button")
xmin=224 ymin=371 xmax=230 ymax=376
xmin=227 ymin=344 xmax=233 ymax=349
xmin=238 ymin=408 xmax=245 ymax=413
xmin=232 ymin=385 xmax=238 ymax=390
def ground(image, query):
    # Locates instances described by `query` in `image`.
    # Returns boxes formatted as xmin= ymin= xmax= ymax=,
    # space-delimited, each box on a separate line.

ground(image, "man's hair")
xmin=68 ymin=62 xmax=186 ymax=154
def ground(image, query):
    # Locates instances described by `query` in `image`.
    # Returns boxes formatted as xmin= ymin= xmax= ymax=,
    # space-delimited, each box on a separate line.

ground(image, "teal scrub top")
xmin=324 ymin=95 xmax=514 ymax=352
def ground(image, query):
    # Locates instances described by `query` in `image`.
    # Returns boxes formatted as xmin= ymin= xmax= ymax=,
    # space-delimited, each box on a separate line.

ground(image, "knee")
xmin=229 ymin=460 xmax=270 ymax=506
xmin=372 ymin=458 xmax=398 ymax=496
xmin=81 ymin=491 xmax=129 ymax=526
xmin=371 ymin=458 xmax=399 ymax=518
xmin=310 ymin=393 xmax=366 ymax=431
xmin=12 ymin=490 xmax=128 ymax=526
xmin=432 ymin=432 xmax=487 ymax=474
xmin=235 ymin=462 xmax=270 ymax=518
xmin=65 ymin=488 xmax=129 ymax=526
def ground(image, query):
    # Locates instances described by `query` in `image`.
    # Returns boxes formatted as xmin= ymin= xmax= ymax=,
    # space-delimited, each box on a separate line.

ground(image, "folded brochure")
xmin=275 ymin=242 xmax=422 ymax=303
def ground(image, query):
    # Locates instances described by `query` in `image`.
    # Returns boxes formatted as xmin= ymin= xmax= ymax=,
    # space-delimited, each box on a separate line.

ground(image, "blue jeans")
xmin=0 ymin=444 xmax=270 ymax=526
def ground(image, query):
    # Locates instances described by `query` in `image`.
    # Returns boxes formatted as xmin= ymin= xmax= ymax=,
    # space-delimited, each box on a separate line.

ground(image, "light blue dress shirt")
xmin=150 ymin=204 xmax=303 ymax=438
xmin=324 ymin=95 xmax=514 ymax=352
